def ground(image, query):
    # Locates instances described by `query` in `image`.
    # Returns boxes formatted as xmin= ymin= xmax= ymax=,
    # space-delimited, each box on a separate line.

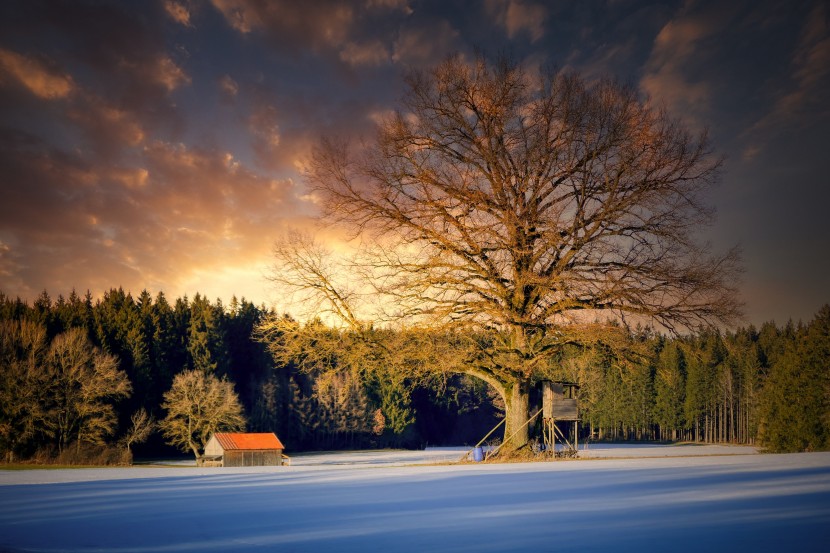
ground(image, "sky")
xmin=0 ymin=0 xmax=828 ymax=327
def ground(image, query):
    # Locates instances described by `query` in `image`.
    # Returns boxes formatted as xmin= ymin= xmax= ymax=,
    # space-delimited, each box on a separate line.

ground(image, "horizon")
xmin=4 ymin=284 xmax=828 ymax=330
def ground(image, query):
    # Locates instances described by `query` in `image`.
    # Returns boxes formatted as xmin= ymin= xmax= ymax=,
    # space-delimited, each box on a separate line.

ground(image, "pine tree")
xmin=654 ymin=340 xmax=686 ymax=441
xmin=759 ymin=306 xmax=830 ymax=452
xmin=187 ymin=294 xmax=227 ymax=375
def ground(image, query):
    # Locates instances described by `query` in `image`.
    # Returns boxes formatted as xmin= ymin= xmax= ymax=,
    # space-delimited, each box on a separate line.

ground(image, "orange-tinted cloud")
xmin=640 ymin=13 xmax=715 ymax=124
xmin=486 ymin=0 xmax=547 ymax=43
xmin=393 ymin=20 xmax=461 ymax=66
xmin=210 ymin=0 xmax=354 ymax=48
xmin=164 ymin=0 xmax=192 ymax=26
xmin=339 ymin=40 xmax=391 ymax=67
xmin=0 ymin=129 xmax=314 ymax=304
xmin=0 ymin=48 xmax=75 ymax=99
xmin=218 ymin=74 xmax=239 ymax=102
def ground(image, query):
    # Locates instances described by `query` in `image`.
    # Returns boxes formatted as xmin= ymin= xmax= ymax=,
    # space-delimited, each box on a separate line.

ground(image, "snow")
xmin=1 ymin=445 xmax=828 ymax=552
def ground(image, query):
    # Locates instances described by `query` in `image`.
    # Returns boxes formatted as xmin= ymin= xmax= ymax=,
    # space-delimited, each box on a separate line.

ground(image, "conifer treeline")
xmin=556 ymin=309 xmax=829 ymax=452
xmin=1 ymin=289 xmax=828 ymax=460
xmin=0 ymin=289 xmax=497 ymax=460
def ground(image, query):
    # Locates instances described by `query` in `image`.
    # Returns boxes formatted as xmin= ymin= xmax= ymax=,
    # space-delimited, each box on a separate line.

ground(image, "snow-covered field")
xmin=1 ymin=444 xmax=828 ymax=552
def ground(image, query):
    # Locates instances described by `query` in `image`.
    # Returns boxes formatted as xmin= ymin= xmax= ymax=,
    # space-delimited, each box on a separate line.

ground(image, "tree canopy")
xmin=268 ymin=55 xmax=742 ymax=449
xmin=159 ymin=369 xmax=246 ymax=463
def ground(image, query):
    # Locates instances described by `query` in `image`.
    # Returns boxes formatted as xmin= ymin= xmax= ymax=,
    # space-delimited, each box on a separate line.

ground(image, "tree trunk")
xmin=503 ymin=380 xmax=531 ymax=451
xmin=190 ymin=442 xmax=202 ymax=465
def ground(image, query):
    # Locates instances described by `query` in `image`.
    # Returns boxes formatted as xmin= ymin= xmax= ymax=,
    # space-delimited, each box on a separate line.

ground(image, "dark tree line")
xmin=564 ymin=310 xmax=829 ymax=452
xmin=0 ymin=289 xmax=496 ymax=461
xmin=1 ymin=289 xmax=828 ymax=461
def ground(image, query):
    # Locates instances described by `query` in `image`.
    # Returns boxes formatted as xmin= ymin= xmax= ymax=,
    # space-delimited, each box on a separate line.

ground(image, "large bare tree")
xmin=269 ymin=55 xmax=741 ymax=450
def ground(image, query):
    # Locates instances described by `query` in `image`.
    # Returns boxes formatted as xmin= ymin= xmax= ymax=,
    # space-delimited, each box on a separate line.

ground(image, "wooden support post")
xmin=458 ymin=416 xmax=506 ymax=462
xmin=487 ymin=408 xmax=543 ymax=460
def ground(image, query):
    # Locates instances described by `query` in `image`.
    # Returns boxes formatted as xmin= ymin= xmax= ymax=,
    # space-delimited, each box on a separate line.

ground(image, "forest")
xmin=1 ymin=288 xmax=828 ymax=464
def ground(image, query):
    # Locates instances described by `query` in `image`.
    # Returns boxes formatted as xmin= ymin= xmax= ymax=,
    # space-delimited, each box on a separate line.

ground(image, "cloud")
xmin=218 ymin=74 xmax=239 ymax=101
xmin=0 ymin=130 xmax=314 ymax=303
xmin=339 ymin=40 xmax=391 ymax=67
xmin=248 ymin=103 xmax=282 ymax=168
xmin=209 ymin=0 xmax=260 ymax=34
xmin=0 ymin=2 xmax=190 ymax=151
xmin=640 ymin=11 xmax=715 ymax=123
xmin=748 ymin=2 xmax=830 ymax=136
xmin=365 ymin=0 xmax=413 ymax=14
xmin=164 ymin=0 xmax=192 ymax=26
xmin=485 ymin=0 xmax=547 ymax=42
xmin=0 ymin=48 xmax=75 ymax=99
xmin=208 ymin=0 xmax=413 ymax=71
xmin=151 ymin=56 xmax=191 ymax=91
xmin=210 ymin=0 xmax=354 ymax=50
xmin=393 ymin=19 xmax=461 ymax=66
xmin=67 ymin=97 xmax=147 ymax=155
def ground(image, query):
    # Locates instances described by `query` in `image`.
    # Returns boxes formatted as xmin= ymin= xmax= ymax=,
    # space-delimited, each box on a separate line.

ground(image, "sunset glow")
xmin=1 ymin=0 xmax=827 ymax=325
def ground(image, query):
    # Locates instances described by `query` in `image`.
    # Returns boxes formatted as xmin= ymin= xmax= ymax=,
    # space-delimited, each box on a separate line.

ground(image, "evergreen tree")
xmin=32 ymin=290 xmax=54 ymax=335
xmin=187 ymin=294 xmax=227 ymax=374
xmin=759 ymin=307 xmax=829 ymax=452
xmin=372 ymin=372 xmax=416 ymax=446
xmin=148 ymin=292 xmax=182 ymax=404
xmin=723 ymin=327 xmax=763 ymax=444
xmin=654 ymin=340 xmax=686 ymax=440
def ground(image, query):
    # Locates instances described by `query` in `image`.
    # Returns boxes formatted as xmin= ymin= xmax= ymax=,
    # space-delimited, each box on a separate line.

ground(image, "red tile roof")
xmin=213 ymin=432 xmax=284 ymax=451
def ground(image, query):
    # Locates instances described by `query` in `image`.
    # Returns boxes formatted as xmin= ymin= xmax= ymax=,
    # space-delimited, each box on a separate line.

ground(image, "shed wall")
xmin=223 ymin=449 xmax=282 ymax=467
xmin=203 ymin=436 xmax=223 ymax=457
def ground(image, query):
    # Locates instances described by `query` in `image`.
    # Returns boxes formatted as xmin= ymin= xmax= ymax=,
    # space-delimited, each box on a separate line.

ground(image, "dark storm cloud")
xmin=0 ymin=0 xmax=313 ymax=301
xmin=209 ymin=0 xmax=408 ymax=63
xmin=0 ymin=0 xmax=827 ymax=323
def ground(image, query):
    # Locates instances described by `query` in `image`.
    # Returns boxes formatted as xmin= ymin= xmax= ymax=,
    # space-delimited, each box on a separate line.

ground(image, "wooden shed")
xmin=203 ymin=432 xmax=285 ymax=467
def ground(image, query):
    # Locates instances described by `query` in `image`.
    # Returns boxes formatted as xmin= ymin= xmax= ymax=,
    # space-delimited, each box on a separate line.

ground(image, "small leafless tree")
xmin=160 ymin=370 xmax=246 ymax=463
xmin=120 ymin=408 xmax=155 ymax=458
xmin=267 ymin=55 xmax=742 ymax=450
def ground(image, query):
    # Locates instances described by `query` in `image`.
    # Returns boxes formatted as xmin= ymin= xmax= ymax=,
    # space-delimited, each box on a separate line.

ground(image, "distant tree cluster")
xmin=0 ymin=289 xmax=494 ymax=463
xmin=1 ymin=290 xmax=827 ymax=462
xmin=574 ymin=311 xmax=830 ymax=452
xmin=263 ymin=307 xmax=830 ymax=454
xmin=0 ymin=320 xmax=130 ymax=463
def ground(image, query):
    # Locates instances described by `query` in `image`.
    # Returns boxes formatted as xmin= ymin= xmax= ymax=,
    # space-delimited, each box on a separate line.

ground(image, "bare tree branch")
xmin=265 ymin=54 xmax=742 ymax=450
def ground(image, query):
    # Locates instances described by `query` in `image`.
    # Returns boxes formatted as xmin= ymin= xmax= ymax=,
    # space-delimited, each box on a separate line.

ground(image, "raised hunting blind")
xmin=203 ymin=432 xmax=286 ymax=467
xmin=541 ymin=381 xmax=580 ymax=456
xmin=462 ymin=380 xmax=582 ymax=462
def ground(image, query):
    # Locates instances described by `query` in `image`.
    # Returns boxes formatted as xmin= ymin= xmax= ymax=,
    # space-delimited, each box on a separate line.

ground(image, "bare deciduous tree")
xmin=45 ymin=328 xmax=132 ymax=453
xmin=0 ymin=320 xmax=50 ymax=461
xmin=268 ymin=55 xmax=742 ymax=450
xmin=160 ymin=369 xmax=246 ymax=463
xmin=120 ymin=408 xmax=155 ymax=456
